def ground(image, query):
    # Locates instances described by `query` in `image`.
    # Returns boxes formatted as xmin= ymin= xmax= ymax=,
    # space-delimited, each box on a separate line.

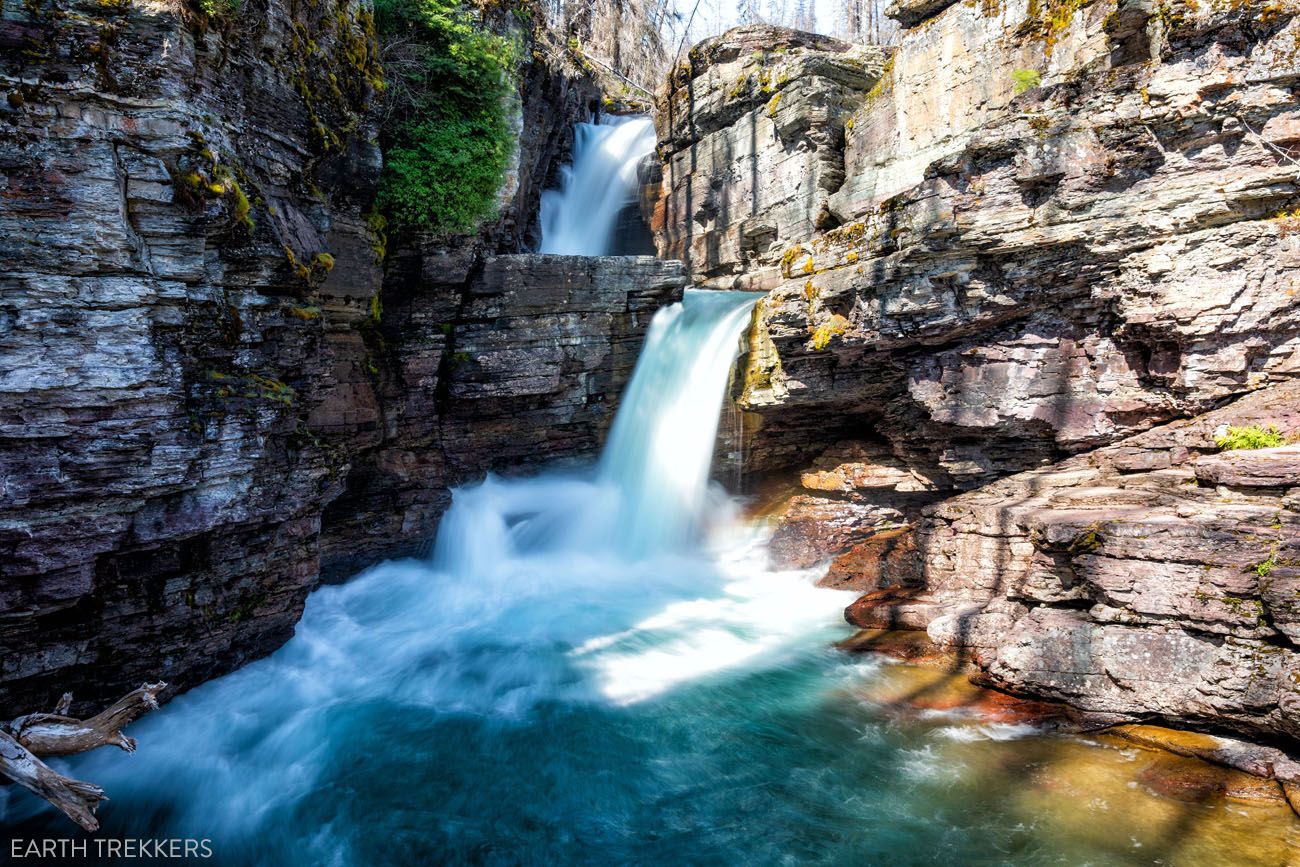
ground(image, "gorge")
xmin=2 ymin=0 xmax=1300 ymax=861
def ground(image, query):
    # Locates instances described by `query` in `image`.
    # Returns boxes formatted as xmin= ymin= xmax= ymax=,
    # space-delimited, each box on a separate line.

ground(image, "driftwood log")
xmin=0 ymin=682 xmax=167 ymax=831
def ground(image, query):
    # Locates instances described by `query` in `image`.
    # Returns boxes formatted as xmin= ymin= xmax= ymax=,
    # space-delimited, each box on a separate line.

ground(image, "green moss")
xmin=196 ymin=0 xmax=241 ymax=18
xmin=862 ymin=54 xmax=895 ymax=108
xmin=374 ymin=0 xmax=518 ymax=234
xmin=358 ymin=291 xmax=387 ymax=359
xmin=1256 ymin=553 xmax=1278 ymax=578
xmin=780 ymin=243 xmax=805 ymax=279
xmin=1068 ymin=524 xmax=1103 ymax=555
xmin=226 ymin=176 xmax=252 ymax=232
xmin=225 ymin=592 xmax=266 ymax=623
xmin=284 ymin=246 xmax=311 ymax=282
xmin=172 ymin=136 xmax=255 ymax=235
xmin=206 ymin=370 xmax=295 ymax=407
xmin=1020 ymin=0 xmax=1097 ymax=54
xmin=1216 ymin=424 xmax=1285 ymax=451
xmin=1012 ymin=68 xmax=1042 ymax=93
xmin=365 ymin=208 xmax=389 ymax=261
xmin=285 ymin=0 xmax=384 ymax=156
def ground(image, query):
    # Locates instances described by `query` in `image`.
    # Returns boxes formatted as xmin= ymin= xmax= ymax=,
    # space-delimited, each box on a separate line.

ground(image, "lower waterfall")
xmin=6 ymin=294 xmax=1290 ymax=866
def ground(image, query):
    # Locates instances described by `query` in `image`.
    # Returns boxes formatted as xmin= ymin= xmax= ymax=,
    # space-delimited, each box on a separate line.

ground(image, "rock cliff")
xmin=842 ymin=382 xmax=1300 ymax=749
xmin=649 ymin=4 xmax=1300 ymax=757
xmin=655 ymin=5 xmax=1300 ymax=482
xmin=0 ymin=0 xmax=682 ymax=712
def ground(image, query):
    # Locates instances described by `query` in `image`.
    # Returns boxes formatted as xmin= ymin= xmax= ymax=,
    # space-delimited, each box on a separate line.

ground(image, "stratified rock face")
xmin=765 ymin=439 xmax=943 ymax=568
xmin=0 ymin=0 xmax=685 ymax=712
xmin=652 ymin=25 xmax=892 ymax=284
xmin=654 ymin=5 xmax=1300 ymax=484
xmin=838 ymin=381 xmax=1300 ymax=746
xmin=0 ymin=248 xmax=684 ymax=714
xmin=652 ymin=6 xmax=1300 ymax=754
xmin=318 ymin=255 xmax=686 ymax=579
xmin=0 ymin=0 xmax=384 ymax=713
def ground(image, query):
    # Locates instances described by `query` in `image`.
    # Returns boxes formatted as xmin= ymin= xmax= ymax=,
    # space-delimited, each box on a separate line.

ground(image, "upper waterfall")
xmin=539 ymin=116 xmax=657 ymax=256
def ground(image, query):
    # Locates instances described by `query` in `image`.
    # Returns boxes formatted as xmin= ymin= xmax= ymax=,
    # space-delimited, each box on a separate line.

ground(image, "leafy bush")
xmin=196 ymin=0 xmax=242 ymax=18
xmin=1011 ymin=69 xmax=1041 ymax=94
xmin=1215 ymin=424 xmax=1285 ymax=451
xmin=374 ymin=0 xmax=518 ymax=234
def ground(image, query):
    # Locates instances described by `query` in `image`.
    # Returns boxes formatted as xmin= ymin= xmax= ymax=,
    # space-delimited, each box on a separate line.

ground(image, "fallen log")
xmin=0 ymin=730 xmax=106 ymax=831
xmin=0 ymin=683 xmax=168 ymax=831
xmin=6 ymin=682 xmax=165 ymax=757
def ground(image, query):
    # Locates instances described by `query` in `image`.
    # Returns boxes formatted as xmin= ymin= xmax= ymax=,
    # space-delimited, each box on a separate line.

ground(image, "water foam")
xmin=539 ymin=116 xmax=657 ymax=256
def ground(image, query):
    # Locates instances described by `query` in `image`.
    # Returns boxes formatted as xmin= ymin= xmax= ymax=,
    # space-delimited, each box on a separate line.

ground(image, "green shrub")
xmin=1011 ymin=69 xmax=1042 ymax=94
xmin=197 ymin=0 xmax=241 ymax=18
xmin=374 ymin=0 xmax=518 ymax=234
xmin=1215 ymin=424 xmax=1285 ymax=451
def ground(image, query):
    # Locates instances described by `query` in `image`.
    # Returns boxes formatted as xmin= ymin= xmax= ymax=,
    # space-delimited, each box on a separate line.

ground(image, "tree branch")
xmin=6 ymin=682 xmax=166 ymax=757
xmin=0 ymin=682 xmax=168 ymax=830
xmin=0 ymin=730 xmax=106 ymax=832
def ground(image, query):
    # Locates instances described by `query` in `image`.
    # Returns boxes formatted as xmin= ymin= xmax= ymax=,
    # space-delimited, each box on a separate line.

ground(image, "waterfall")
xmin=434 ymin=288 xmax=760 ymax=571
xmin=539 ymin=116 xmax=657 ymax=256
xmin=7 ymin=284 xmax=852 ymax=865
xmin=597 ymin=290 xmax=761 ymax=557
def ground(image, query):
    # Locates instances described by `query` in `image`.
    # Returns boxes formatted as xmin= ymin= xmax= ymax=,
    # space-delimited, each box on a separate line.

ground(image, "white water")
xmin=539 ymin=116 xmax=657 ymax=255
xmin=6 ymin=286 xmax=859 ymax=861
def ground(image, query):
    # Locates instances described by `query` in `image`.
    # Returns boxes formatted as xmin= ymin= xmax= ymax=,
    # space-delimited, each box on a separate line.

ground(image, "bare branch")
xmin=0 ymin=682 xmax=168 ymax=830
xmin=7 ymin=682 xmax=166 ymax=757
xmin=0 ymin=730 xmax=106 ymax=832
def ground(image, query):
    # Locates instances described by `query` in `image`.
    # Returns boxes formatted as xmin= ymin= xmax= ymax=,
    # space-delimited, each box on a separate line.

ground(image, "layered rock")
xmin=319 ymin=254 xmax=685 ymax=579
xmin=0 ymin=0 xmax=683 ymax=713
xmin=653 ymin=26 xmax=891 ymax=283
xmin=644 ymin=6 xmax=1300 ymax=764
xmin=838 ymin=380 xmax=1300 ymax=747
xmin=653 ymin=6 xmax=1300 ymax=484
xmin=766 ymin=439 xmax=943 ymax=567
xmin=0 ymin=0 xmax=384 ymax=714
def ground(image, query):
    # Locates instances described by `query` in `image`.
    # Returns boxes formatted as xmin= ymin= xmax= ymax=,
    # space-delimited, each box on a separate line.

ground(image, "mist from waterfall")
xmin=539 ymin=116 xmax=656 ymax=256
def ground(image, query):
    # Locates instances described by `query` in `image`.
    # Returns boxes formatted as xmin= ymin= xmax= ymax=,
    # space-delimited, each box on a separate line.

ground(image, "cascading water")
xmin=9 ymin=133 xmax=1292 ymax=867
xmin=538 ymin=116 xmax=657 ymax=256
xmin=596 ymin=290 xmax=761 ymax=557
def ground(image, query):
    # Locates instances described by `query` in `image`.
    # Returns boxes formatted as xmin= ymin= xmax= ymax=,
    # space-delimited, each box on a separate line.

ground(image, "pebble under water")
xmin=6 ymin=291 xmax=1297 ymax=865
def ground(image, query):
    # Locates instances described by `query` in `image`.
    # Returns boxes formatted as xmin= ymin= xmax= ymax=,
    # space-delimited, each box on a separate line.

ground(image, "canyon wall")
xmin=658 ymin=3 xmax=1300 ymax=481
xmin=0 ymin=0 xmax=683 ymax=712
xmin=651 ymin=3 xmax=1300 ymax=748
